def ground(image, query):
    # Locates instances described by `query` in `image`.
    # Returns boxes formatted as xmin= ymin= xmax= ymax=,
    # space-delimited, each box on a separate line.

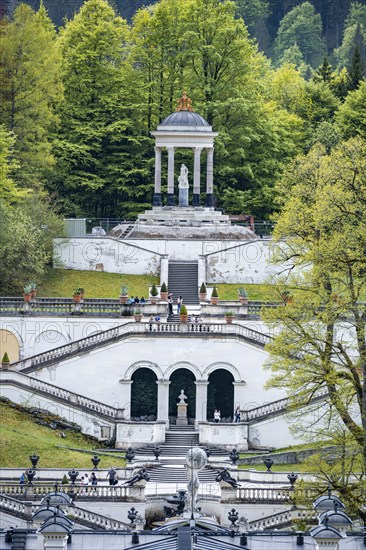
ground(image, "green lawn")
xmin=0 ymin=401 xmax=125 ymax=468
xmin=37 ymin=269 xmax=159 ymax=299
xmin=215 ymin=284 xmax=279 ymax=301
xmin=26 ymin=269 xmax=278 ymax=301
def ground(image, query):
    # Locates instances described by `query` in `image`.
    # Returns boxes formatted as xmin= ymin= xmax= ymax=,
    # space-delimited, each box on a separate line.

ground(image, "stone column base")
xmin=153 ymin=193 xmax=162 ymax=207
xmin=192 ymin=193 xmax=200 ymax=206
xmin=205 ymin=193 xmax=214 ymax=207
xmin=167 ymin=193 xmax=175 ymax=206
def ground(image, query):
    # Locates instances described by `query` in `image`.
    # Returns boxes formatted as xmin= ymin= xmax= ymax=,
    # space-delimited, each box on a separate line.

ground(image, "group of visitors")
xmin=127 ymin=296 xmax=146 ymax=304
xmin=167 ymin=294 xmax=183 ymax=315
xmin=213 ymin=406 xmax=241 ymax=423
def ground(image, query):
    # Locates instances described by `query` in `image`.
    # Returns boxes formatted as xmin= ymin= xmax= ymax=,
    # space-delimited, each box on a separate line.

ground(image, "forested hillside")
xmin=3 ymin=0 xmax=366 ymax=53
xmin=1 ymin=0 xmax=366 ymax=291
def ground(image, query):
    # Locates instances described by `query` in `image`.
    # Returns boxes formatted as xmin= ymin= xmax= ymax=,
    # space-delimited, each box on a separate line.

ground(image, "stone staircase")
xmin=167 ymin=262 xmax=199 ymax=306
xmin=136 ymin=426 xmax=224 ymax=484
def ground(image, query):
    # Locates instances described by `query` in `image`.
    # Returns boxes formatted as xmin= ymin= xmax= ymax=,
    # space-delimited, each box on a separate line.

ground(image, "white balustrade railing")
xmin=72 ymin=506 xmax=130 ymax=530
xmin=237 ymin=487 xmax=291 ymax=502
xmin=248 ymin=508 xmax=317 ymax=530
xmin=2 ymin=370 xmax=118 ymax=420
xmin=0 ymin=483 xmax=131 ymax=500
xmin=11 ymin=322 xmax=272 ymax=374
xmin=0 ymin=493 xmax=36 ymax=516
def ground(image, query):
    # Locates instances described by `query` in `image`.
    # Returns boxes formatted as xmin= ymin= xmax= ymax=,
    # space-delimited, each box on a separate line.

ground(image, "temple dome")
xmin=157 ymin=92 xmax=212 ymax=132
xmin=160 ymin=110 xmax=209 ymax=128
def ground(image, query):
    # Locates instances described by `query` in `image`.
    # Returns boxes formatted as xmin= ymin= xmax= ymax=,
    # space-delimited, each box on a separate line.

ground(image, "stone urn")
xmin=119 ymin=295 xmax=128 ymax=304
xmin=239 ymin=296 xmax=248 ymax=305
xmin=211 ymin=296 xmax=219 ymax=305
xmin=225 ymin=314 xmax=234 ymax=324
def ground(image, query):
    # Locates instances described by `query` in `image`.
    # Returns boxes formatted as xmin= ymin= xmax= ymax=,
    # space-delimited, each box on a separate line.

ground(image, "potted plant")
xmin=73 ymin=289 xmax=82 ymax=303
xmin=211 ymin=285 xmax=219 ymax=305
xmin=179 ymin=304 xmax=188 ymax=323
xmin=150 ymin=283 xmax=158 ymax=304
xmin=199 ymin=282 xmax=207 ymax=301
xmin=119 ymin=285 xmax=128 ymax=304
xmin=77 ymin=287 xmax=85 ymax=299
xmin=23 ymin=285 xmax=32 ymax=302
xmin=134 ymin=309 xmax=143 ymax=322
xmin=160 ymin=282 xmax=168 ymax=301
xmin=1 ymin=352 xmax=10 ymax=369
xmin=30 ymin=282 xmax=37 ymax=299
xmin=238 ymin=287 xmax=248 ymax=305
xmin=225 ymin=311 xmax=234 ymax=324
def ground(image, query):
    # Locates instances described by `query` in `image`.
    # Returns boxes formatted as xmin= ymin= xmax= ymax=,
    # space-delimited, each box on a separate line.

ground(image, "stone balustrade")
xmin=0 ymin=493 xmax=36 ymax=517
xmin=248 ymin=508 xmax=317 ymax=530
xmin=237 ymin=487 xmax=291 ymax=502
xmin=72 ymin=506 xmax=131 ymax=530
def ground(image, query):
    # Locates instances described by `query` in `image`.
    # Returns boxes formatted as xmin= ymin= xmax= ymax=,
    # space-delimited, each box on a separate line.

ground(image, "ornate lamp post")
xmin=263 ymin=457 xmax=274 ymax=471
xmin=91 ymin=455 xmax=100 ymax=469
xmin=29 ymin=453 xmax=40 ymax=469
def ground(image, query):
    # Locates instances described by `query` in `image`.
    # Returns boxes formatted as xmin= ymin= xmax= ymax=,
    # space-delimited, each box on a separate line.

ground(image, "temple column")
xmin=195 ymin=381 xmax=209 ymax=424
xmin=233 ymin=381 xmax=246 ymax=415
xmin=153 ymin=146 xmax=162 ymax=207
xmin=118 ymin=380 xmax=133 ymax=419
xmin=205 ymin=147 xmax=214 ymax=207
xmin=157 ymin=379 xmax=171 ymax=423
xmin=192 ymin=147 xmax=202 ymax=207
xmin=167 ymin=146 xmax=175 ymax=206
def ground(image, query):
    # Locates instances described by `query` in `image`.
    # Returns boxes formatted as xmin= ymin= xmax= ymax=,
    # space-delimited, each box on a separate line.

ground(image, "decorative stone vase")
xmin=23 ymin=293 xmax=32 ymax=302
xmin=134 ymin=314 xmax=143 ymax=322
xmin=73 ymin=294 xmax=81 ymax=303
xmin=160 ymin=292 xmax=168 ymax=301
xmin=225 ymin=315 xmax=234 ymax=324
xmin=30 ymin=290 xmax=37 ymax=299
xmin=119 ymin=295 xmax=128 ymax=304
xmin=211 ymin=297 xmax=219 ymax=305
xmin=180 ymin=314 xmax=188 ymax=323
xmin=150 ymin=296 xmax=158 ymax=305
xmin=239 ymin=297 xmax=248 ymax=305
xmin=199 ymin=293 xmax=207 ymax=301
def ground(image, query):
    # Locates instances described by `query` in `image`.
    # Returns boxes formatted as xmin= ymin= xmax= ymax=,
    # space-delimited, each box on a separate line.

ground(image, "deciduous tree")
xmin=263 ymin=139 xmax=366 ymax=507
xmin=0 ymin=3 xmax=63 ymax=186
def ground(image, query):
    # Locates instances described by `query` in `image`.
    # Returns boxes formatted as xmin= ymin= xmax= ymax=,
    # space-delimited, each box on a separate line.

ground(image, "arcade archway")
xmin=169 ymin=368 xmax=196 ymax=419
xmin=131 ymin=368 xmax=157 ymax=419
xmin=207 ymin=369 xmax=234 ymax=420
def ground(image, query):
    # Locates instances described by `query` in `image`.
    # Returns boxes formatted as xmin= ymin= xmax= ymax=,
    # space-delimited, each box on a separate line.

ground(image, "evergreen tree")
xmin=313 ymin=56 xmax=333 ymax=83
xmin=273 ymin=2 xmax=325 ymax=69
xmin=0 ymin=3 xmax=63 ymax=186
xmin=347 ymin=43 xmax=365 ymax=90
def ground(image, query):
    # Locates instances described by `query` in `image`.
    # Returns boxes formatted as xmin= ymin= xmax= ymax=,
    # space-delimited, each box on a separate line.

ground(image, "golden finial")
xmin=176 ymin=91 xmax=194 ymax=112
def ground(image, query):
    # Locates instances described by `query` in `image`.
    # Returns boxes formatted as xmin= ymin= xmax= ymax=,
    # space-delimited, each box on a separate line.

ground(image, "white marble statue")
xmin=178 ymin=389 xmax=187 ymax=403
xmin=178 ymin=164 xmax=189 ymax=189
xmin=185 ymin=447 xmax=207 ymax=515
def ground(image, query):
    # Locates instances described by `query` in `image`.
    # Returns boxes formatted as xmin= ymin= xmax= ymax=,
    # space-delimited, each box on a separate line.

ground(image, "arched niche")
xmin=207 ymin=369 xmax=234 ymax=420
xmin=131 ymin=368 xmax=157 ymax=420
xmin=169 ymin=368 xmax=196 ymax=419
xmin=0 ymin=329 xmax=20 ymax=363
